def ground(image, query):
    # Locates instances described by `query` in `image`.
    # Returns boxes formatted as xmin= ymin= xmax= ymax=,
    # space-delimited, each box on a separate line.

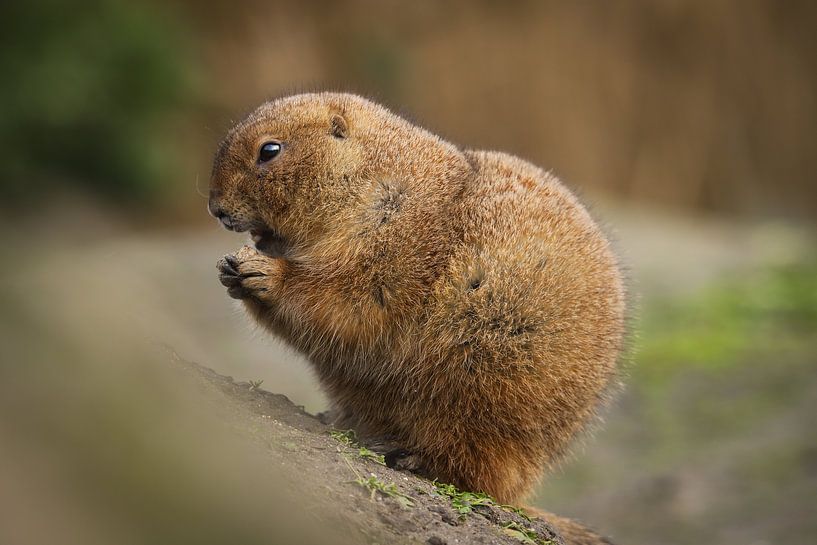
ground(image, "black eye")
xmin=258 ymin=142 xmax=281 ymax=163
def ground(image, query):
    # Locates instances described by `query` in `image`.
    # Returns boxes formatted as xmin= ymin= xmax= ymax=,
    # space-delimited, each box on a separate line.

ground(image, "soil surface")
xmin=175 ymin=356 xmax=567 ymax=545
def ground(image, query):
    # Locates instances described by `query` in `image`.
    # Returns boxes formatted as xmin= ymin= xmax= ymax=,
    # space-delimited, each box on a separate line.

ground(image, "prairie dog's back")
xmin=415 ymin=149 xmax=626 ymax=468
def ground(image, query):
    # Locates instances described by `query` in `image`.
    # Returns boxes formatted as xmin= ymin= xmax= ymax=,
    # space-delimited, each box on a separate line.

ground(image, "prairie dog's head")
xmin=208 ymin=93 xmax=371 ymax=254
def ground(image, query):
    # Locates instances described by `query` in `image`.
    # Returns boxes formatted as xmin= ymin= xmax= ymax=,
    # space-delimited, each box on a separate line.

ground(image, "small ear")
xmin=331 ymin=113 xmax=348 ymax=139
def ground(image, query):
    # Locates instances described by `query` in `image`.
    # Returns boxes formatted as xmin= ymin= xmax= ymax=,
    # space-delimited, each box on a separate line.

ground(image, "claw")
xmin=218 ymin=273 xmax=241 ymax=288
xmin=217 ymin=256 xmax=238 ymax=276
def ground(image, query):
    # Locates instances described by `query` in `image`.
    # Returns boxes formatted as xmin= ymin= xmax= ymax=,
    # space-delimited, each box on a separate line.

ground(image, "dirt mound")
xmin=177 ymin=356 xmax=573 ymax=545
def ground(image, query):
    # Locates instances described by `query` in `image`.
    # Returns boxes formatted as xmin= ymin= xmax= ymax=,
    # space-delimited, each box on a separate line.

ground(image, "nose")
xmin=207 ymin=189 xmax=225 ymax=219
xmin=208 ymin=189 xmax=236 ymax=230
xmin=208 ymin=200 xmax=226 ymax=220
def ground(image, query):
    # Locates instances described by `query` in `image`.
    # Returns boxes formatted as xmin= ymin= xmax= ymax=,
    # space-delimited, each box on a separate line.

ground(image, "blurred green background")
xmin=1 ymin=1 xmax=815 ymax=545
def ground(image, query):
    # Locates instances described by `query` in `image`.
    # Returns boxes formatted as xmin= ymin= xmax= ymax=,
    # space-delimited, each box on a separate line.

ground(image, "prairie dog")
xmin=209 ymin=93 xmax=625 ymax=540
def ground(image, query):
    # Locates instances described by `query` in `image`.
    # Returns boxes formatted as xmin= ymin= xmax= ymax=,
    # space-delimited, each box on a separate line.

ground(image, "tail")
xmin=523 ymin=506 xmax=616 ymax=545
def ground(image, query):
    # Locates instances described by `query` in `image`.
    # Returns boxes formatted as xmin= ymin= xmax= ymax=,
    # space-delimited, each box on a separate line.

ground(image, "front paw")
xmin=217 ymin=245 xmax=281 ymax=300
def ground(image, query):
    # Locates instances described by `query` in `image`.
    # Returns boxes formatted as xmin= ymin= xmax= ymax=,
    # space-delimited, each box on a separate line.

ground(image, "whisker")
xmin=195 ymin=174 xmax=208 ymax=199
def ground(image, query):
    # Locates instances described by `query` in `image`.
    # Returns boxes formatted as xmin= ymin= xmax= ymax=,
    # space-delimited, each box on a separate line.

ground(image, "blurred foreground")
xmin=1 ymin=201 xmax=814 ymax=545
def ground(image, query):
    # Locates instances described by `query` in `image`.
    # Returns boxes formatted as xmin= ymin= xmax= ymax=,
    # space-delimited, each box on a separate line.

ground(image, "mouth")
xmin=216 ymin=215 xmax=252 ymax=233
xmin=250 ymin=227 xmax=290 ymax=258
xmin=213 ymin=211 xmax=290 ymax=257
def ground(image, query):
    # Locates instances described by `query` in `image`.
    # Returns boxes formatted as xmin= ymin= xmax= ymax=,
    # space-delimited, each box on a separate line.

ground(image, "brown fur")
xmin=209 ymin=93 xmax=626 ymax=542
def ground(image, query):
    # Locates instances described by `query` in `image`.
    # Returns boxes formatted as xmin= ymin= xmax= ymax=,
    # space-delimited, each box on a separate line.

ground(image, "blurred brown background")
xmin=188 ymin=0 xmax=817 ymax=221
xmin=1 ymin=1 xmax=815 ymax=545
